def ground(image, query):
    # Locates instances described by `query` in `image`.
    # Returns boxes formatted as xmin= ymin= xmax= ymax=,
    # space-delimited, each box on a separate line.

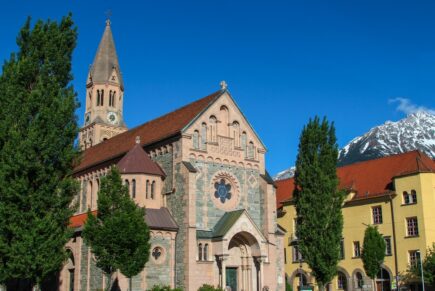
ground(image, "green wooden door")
xmin=226 ymin=267 xmax=238 ymax=291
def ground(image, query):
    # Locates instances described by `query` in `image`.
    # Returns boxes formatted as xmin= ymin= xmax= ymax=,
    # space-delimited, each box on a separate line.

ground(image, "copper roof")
xmin=276 ymin=150 xmax=435 ymax=208
xmin=74 ymin=89 xmax=223 ymax=173
xmin=117 ymin=143 xmax=166 ymax=177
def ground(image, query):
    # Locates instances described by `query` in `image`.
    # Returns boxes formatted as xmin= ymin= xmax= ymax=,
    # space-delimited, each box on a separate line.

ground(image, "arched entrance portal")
xmin=376 ymin=268 xmax=391 ymax=291
xmin=223 ymin=231 xmax=262 ymax=291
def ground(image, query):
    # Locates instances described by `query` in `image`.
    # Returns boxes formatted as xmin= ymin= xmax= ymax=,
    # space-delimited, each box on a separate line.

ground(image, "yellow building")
xmin=276 ymin=151 xmax=435 ymax=291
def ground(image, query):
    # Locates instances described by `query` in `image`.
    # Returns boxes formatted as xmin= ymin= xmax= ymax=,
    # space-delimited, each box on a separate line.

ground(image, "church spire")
xmin=88 ymin=19 xmax=124 ymax=89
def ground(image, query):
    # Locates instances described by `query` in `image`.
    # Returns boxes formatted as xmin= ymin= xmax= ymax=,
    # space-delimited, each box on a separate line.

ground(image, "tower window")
xmin=132 ymin=179 xmax=136 ymax=199
xmin=198 ymin=243 xmax=203 ymax=261
xmin=101 ymin=90 xmax=104 ymax=106
xmin=151 ymin=181 xmax=155 ymax=199
xmin=109 ymin=90 xmax=116 ymax=107
xmin=146 ymin=180 xmax=150 ymax=199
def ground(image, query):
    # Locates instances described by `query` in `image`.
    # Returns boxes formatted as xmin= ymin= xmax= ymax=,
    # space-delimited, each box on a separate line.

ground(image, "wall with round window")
xmin=151 ymin=246 xmax=166 ymax=264
xmin=210 ymin=171 xmax=241 ymax=211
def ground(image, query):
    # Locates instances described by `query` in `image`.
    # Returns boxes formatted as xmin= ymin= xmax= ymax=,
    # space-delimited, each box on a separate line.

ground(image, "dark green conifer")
xmin=293 ymin=116 xmax=344 ymax=290
xmin=82 ymin=167 xmax=151 ymax=291
xmin=0 ymin=15 xmax=79 ymax=290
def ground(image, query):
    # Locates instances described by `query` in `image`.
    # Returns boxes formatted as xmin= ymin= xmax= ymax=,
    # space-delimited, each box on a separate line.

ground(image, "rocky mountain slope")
xmin=274 ymin=111 xmax=435 ymax=180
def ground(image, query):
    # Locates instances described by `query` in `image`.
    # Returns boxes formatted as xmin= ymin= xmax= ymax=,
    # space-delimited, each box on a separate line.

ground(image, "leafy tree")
xmin=405 ymin=243 xmax=435 ymax=285
xmin=0 ymin=15 xmax=79 ymax=291
xmin=293 ymin=116 xmax=344 ymax=290
xmin=361 ymin=225 xmax=386 ymax=290
xmin=197 ymin=284 xmax=224 ymax=291
xmin=82 ymin=167 xmax=151 ymax=291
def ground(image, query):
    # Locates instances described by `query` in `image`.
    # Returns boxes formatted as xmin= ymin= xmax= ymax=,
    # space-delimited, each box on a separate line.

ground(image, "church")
xmin=60 ymin=20 xmax=285 ymax=291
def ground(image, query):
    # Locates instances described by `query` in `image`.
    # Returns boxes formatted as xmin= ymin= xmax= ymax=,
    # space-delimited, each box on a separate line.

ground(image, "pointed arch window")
xmin=132 ymin=179 xmax=136 ymax=199
xmin=220 ymin=105 xmax=229 ymax=136
xmin=100 ymin=90 xmax=104 ymax=106
xmin=109 ymin=90 xmax=116 ymax=107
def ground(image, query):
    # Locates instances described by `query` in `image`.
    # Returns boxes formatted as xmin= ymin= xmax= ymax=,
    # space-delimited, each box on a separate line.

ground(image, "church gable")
xmin=182 ymin=89 xmax=266 ymax=169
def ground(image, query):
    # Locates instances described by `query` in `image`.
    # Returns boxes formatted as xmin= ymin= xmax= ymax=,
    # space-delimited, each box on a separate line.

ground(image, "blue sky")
xmin=1 ymin=1 xmax=434 ymax=175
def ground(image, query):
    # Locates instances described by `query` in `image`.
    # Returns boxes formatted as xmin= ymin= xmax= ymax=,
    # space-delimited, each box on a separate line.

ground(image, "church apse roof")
xmin=74 ymin=89 xmax=224 ymax=174
xmin=117 ymin=143 xmax=166 ymax=177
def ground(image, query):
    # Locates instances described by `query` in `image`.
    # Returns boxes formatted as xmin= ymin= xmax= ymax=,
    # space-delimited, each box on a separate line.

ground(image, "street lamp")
xmin=416 ymin=251 xmax=425 ymax=291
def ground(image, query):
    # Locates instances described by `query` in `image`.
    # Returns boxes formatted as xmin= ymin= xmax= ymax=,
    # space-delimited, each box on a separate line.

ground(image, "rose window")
xmin=214 ymin=179 xmax=232 ymax=203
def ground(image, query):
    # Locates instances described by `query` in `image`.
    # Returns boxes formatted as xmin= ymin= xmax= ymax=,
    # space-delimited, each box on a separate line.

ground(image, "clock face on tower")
xmin=107 ymin=112 xmax=118 ymax=125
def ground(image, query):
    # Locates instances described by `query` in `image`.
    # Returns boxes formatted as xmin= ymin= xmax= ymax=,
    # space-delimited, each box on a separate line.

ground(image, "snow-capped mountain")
xmin=274 ymin=167 xmax=296 ymax=181
xmin=338 ymin=111 xmax=435 ymax=166
xmin=274 ymin=111 xmax=435 ymax=180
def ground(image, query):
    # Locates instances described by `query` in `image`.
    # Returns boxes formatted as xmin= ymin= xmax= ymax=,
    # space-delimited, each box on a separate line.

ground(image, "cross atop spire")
xmin=105 ymin=10 xmax=112 ymax=26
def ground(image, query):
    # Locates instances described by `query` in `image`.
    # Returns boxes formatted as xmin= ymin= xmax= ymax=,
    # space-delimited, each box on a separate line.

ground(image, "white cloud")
xmin=389 ymin=97 xmax=435 ymax=115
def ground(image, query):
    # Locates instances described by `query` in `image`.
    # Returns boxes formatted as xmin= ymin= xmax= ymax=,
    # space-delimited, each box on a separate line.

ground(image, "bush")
xmin=198 ymin=284 xmax=223 ymax=291
xmin=286 ymin=281 xmax=293 ymax=291
xmin=148 ymin=285 xmax=183 ymax=291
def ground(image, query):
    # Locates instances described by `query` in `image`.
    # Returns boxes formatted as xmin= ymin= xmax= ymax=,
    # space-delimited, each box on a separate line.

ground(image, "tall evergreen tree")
xmin=362 ymin=225 xmax=386 ymax=290
xmin=82 ymin=167 xmax=151 ymax=291
xmin=293 ymin=116 xmax=344 ymax=290
xmin=0 ymin=15 xmax=79 ymax=290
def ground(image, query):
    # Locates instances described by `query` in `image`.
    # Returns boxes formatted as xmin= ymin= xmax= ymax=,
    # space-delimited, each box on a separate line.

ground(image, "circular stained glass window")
xmin=214 ymin=179 xmax=232 ymax=203
xmin=210 ymin=172 xmax=240 ymax=211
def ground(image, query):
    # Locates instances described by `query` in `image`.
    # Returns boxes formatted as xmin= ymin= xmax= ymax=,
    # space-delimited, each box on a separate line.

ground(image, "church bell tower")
xmin=79 ymin=19 xmax=127 ymax=149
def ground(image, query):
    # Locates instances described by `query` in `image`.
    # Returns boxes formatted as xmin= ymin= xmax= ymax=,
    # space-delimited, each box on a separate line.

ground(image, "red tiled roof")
xmin=117 ymin=143 xmax=166 ymax=177
xmin=276 ymin=150 xmax=435 ymax=208
xmin=69 ymin=208 xmax=178 ymax=231
xmin=69 ymin=211 xmax=97 ymax=228
xmin=74 ymin=90 xmax=223 ymax=173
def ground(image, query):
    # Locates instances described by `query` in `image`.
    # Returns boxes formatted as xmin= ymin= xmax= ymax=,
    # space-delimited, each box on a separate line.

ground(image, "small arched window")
xmin=132 ymin=179 xmax=136 ymax=199
xmin=96 ymin=179 xmax=100 ymax=195
xmin=88 ymin=181 xmax=93 ymax=209
xmin=403 ymin=191 xmax=410 ymax=204
xmin=220 ymin=105 xmax=229 ymax=136
xmin=201 ymin=123 xmax=207 ymax=150
xmin=125 ymin=179 xmax=130 ymax=195
xmin=204 ymin=244 xmax=209 ymax=261
xmin=151 ymin=181 xmax=155 ymax=199
xmin=193 ymin=130 xmax=199 ymax=149
xmin=241 ymin=132 xmax=247 ymax=156
xmin=146 ymin=180 xmax=150 ymax=199
xmin=337 ymin=272 xmax=347 ymax=290
xmin=411 ymin=190 xmax=417 ymax=203
xmin=96 ymin=90 xmax=101 ymax=106
xmin=198 ymin=243 xmax=203 ymax=261
xmin=232 ymin=121 xmax=240 ymax=147
xmin=100 ymin=90 xmax=104 ymax=106
xmin=355 ymin=272 xmax=363 ymax=289
xmin=209 ymin=116 xmax=217 ymax=142
xmin=248 ymin=141 xmax=255 ymax=159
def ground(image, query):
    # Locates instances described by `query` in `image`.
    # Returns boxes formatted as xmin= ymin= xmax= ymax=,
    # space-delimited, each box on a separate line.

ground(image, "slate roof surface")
xmin=69 ymin=207 xmax=178 ymax=231
xmin=276 ymin=150 xmax=435 ymax=208
xmin=117 ymin=143 xmax=166 ymax=177
xmin=90 ymin=20 xmax=124 ymax=87
xmin=74 ymin=89 xmax=224 ymax=173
